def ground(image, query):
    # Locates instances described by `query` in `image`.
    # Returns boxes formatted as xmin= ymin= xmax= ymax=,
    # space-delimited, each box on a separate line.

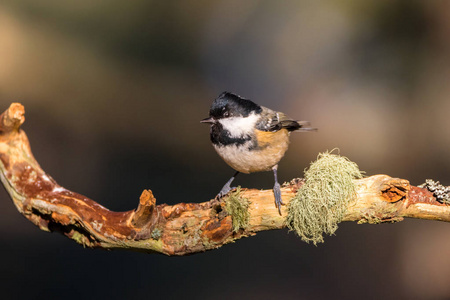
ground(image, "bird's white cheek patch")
xmin=219 ymin=113 xmax=259 ymax=138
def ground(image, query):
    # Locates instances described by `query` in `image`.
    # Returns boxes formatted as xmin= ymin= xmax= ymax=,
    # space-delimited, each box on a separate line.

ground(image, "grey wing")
xmin=256 ymin=106 xmax=315 ymax=132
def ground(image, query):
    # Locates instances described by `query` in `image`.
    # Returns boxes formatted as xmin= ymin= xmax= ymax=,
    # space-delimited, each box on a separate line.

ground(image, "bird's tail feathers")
xmin=286 ymin=120 xmax=317 ymax=132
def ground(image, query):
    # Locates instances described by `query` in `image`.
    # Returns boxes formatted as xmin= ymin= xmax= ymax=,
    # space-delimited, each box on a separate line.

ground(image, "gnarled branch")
xmin=1 ymin=103 xmax=449 ymax=255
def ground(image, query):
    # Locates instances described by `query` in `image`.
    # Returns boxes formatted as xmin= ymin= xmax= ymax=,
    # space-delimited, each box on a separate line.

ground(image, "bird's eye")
xmin=223 ymin=111 xmax=230 ymax=117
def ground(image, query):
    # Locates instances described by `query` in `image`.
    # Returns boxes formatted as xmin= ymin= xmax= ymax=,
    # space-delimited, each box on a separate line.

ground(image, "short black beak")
xmin=200 ymin=117 xmax=214 ymax=124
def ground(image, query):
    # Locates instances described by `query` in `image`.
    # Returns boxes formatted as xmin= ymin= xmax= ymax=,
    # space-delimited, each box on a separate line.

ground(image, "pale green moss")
xmin=71 ymin=231 xmax=87 ymax=247
xmin=286 ymin=150 xmax=363 ymax=245
xmin=225 ymin=187 xmax=250 ymax=232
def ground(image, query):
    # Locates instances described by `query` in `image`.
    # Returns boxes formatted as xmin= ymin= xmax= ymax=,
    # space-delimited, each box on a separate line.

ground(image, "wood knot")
xmin=380 ymin=179 xmax=410 ymax=203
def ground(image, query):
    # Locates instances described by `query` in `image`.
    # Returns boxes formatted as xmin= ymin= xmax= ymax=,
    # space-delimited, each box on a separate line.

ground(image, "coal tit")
xmin=201 ymin=92 xmax=316 ymax=214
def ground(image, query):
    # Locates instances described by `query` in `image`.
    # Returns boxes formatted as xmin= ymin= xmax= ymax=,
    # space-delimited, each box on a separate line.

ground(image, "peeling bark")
xmin=1 ymin=103 xmax=449 ymax=255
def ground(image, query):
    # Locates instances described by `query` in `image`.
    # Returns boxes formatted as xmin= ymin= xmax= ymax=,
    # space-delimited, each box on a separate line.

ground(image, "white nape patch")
xmin=218 ymin=112 xmax=259 ymax=138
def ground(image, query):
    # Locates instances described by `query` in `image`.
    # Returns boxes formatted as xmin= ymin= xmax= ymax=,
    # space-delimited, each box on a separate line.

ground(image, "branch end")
xmin=1 ymin=103 xmax=25 ymax=133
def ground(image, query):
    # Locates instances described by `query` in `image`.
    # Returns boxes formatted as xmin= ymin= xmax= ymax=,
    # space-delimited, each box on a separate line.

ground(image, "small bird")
xmin=201 ymin=92 xmax=316 ymax=214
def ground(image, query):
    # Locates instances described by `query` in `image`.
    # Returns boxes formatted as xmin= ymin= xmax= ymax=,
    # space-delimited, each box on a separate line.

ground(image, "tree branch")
xmin=1 ymin=103 xmax=449 ymax=255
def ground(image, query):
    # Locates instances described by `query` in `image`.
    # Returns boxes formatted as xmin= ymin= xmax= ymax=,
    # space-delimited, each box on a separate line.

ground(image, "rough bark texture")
xmin=1 ymin=103 xmax=449 ymax=256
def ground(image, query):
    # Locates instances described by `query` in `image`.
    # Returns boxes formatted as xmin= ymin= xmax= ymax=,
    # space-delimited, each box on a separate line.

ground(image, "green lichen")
xmin=225 ymin=187 xmax=250 ymax=232
xmin=419 ymin=179 xmax=450 ymax=205
xmin=71 ymin=231 xmax=86 ymax=246
xmin=286 ymin=150 xmax=363 ymax=245
xmin=151 ymin=228 xmax=162 ymax=240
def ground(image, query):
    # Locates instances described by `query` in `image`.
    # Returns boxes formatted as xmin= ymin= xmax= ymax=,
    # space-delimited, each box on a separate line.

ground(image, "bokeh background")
xmin=1 ymin=1 xmax=450 ymax=299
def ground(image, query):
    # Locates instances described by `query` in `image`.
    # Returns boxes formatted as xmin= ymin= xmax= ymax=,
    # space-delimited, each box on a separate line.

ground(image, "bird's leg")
xmin=216 ymin=171 xmax=240 ymax=199
xmin=272 ymin=165 xmax=284 ymax=215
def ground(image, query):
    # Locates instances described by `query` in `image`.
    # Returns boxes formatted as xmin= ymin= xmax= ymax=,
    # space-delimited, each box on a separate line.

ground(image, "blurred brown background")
xmin=1 ymin=1 xmax=450 ymax=299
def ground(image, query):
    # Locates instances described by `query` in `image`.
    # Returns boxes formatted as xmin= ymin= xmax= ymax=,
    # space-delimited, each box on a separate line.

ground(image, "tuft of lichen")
xmin=419 ymin=179 xmax=450 ymax=205
xmin=286 ymin=150 xmax=363 ymax=245
xmin=151 ymin=228 xmax=162 ymax=240
xmin=225 ymin=187 xmax=250 ymax=232
xmin=71 ymin=231 xmax=87 ymax=247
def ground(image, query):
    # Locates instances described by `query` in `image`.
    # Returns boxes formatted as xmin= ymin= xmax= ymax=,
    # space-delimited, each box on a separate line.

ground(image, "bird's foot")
xmin=215 ymin=184 xmax=237 ymax=199
xmin=273 ymin=182 xmax=284 ymax=215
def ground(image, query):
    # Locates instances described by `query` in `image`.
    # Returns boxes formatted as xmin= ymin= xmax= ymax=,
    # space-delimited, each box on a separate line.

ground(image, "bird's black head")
xmin=201 ymin=92 xmax=260 ymax=146
xmin=208 ymin=92 xmax=262 ymax=120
